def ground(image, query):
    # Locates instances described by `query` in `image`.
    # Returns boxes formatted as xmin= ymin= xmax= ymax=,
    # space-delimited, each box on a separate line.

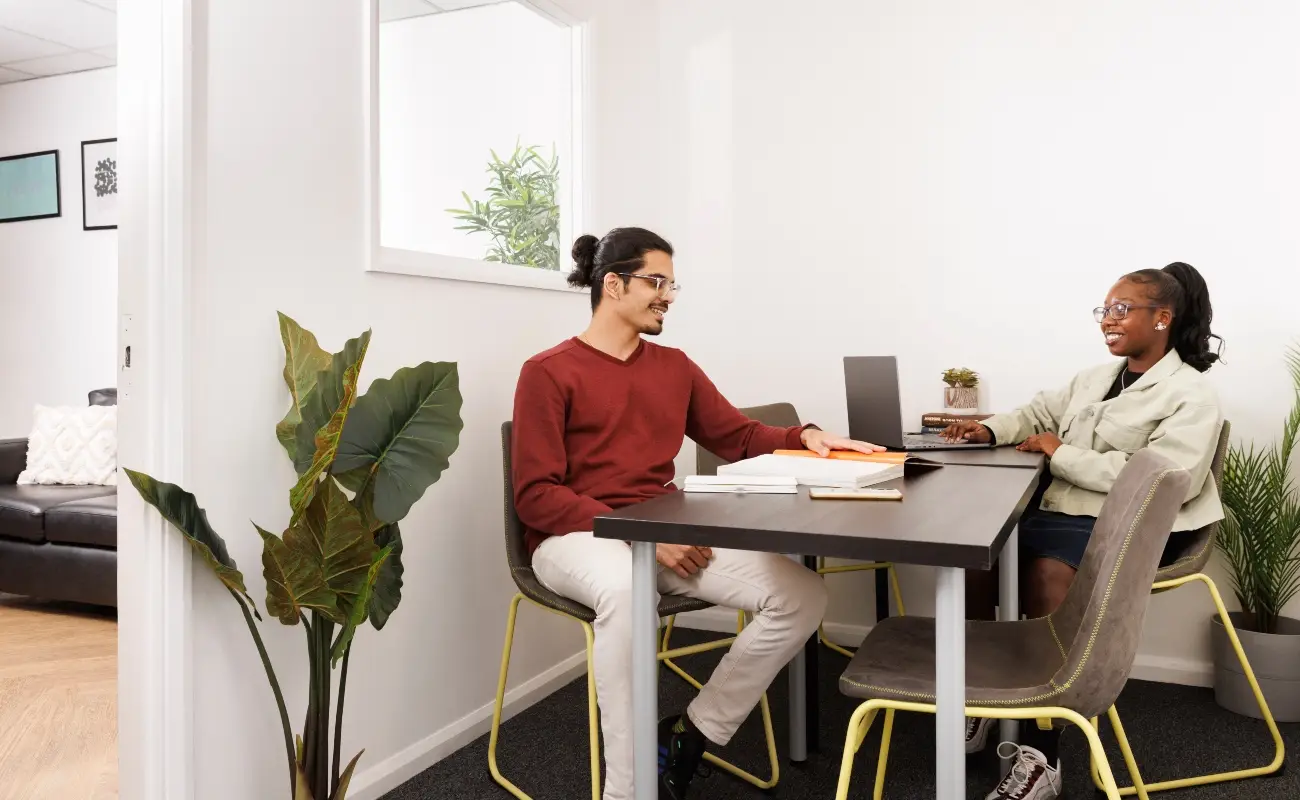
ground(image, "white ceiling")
xmin=0 ymin=0 xmax=508 ymax=85
xmin=0 ymin=0 xmax=115 ymax=86
xmin=381 ymin=0 xmax=508 ymax=24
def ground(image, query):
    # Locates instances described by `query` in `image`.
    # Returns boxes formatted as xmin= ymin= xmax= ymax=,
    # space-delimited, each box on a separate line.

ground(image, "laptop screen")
xmin=843 ymin=356 xmax=906 ymax=449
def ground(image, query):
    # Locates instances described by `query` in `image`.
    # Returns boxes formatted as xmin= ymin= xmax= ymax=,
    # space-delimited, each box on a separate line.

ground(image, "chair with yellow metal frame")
xmin=832 ymin=449 xmax=1191 ymax=800
xmin=488 ymin=422 xmax=779 ymax=800
xmin=1087 ymin=421 xmax=1286 ymax=795
xmin=680 ymin=402 xmax=906 ymax=662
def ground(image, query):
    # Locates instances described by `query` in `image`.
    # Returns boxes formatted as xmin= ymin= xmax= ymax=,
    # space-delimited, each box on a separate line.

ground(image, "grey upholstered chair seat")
xmin=509 ymin=564 xmax=714 ymax=624
xmin=839 ymin=615 xmax=1079 ymax=710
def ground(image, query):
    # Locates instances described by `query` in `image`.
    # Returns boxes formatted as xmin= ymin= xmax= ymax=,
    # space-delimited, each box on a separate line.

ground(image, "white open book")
xmin=717 ymin=453 xmax=904 ymax=489
xmin=682 ymin=475 xmax=798 ymax=494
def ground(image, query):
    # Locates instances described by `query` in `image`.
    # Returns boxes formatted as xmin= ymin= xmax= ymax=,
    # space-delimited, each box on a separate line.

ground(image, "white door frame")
xmin=117 ymin=0 xmax=195 ymax=798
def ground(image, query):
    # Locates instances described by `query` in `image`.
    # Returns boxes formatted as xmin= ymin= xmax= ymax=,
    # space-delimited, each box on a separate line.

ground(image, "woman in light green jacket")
xmin=943 ymin=262 xmax=1224 ymax=800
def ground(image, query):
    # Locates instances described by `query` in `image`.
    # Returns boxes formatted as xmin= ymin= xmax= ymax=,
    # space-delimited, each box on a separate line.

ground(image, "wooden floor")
xmin=0 ymin=595 xmax=116 ymax=800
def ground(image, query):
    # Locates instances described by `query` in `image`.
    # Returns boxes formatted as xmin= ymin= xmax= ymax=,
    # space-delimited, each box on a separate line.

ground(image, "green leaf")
xmin=330 ymin=750 xmax=365 ymax=800
xmin=331 ymin=544 xmax=393 ymax=664
xmin=275 ymin=313 xmax=332 ymax=464
xmin=123 ymin=468 xmax=260 ymax=618
xmin=293 ymin=331 xmax=373 ymax=475
xmin=332 ymin=362 xmax=464 ymax=523
xmin=258 ymin=523 xmax=338 ymax=625
xmin=290 ymin=331 xmax=372 ymax=518
xmin=368 ymin=523 xmax=404 ymax=629
xmin=289 ymin=478 xmax=376 ymax=624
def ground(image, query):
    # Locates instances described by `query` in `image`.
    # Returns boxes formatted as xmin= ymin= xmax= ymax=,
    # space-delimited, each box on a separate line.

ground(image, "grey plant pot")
xmin=1210 ymin=611 xmax=1300 ymax=722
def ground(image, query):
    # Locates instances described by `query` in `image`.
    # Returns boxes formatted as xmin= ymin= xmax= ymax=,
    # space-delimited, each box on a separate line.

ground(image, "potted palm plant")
xmin=1213 ymin=343 xmax=1300 ymax=721
xmin=124 ymin=313 xmax=464 ymax=799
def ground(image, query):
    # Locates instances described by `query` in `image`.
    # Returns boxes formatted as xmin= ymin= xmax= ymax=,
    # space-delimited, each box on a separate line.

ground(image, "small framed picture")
xmin=0 ymin=150 xmax=61 ymax=224
xmin=81 ymin=138 xmax=118 ymax=230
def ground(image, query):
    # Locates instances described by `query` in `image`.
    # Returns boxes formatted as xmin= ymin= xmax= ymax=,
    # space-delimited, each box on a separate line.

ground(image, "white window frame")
xmin=363 ymin=0 xmax=588 ymax=294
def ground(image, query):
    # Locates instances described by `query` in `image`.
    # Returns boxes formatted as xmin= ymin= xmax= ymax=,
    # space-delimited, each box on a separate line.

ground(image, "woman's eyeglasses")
xmin=617 ymin=272 xmax=682 ymax=298
xmin=1093 ymin=303 xmax=1159 ymax=323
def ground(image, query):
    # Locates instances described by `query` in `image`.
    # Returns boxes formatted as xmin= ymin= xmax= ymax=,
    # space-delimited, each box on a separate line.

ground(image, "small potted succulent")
xmin=941 ymin=367 xmax=980 ymax=413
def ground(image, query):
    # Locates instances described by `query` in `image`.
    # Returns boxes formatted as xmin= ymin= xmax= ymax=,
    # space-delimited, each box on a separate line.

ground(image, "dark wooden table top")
xmin=594 ymin=462 xmax=1043 ymax=571
xmin=912 ymin=447 xmax=1046 ymax=469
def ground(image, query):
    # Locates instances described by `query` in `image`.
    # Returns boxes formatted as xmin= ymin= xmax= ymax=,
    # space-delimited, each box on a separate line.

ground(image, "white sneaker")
xmin=985 ymin=743 xmax=1062 ymax=800
xmin=965 ymin=716 xmax=993 ymax=754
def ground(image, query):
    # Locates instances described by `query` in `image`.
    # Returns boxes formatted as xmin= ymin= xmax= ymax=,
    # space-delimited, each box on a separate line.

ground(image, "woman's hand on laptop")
xmin=941 ymin=421 xmax=992 ymax=444
xmin=801 ymin=428 xmax=886 ymax=458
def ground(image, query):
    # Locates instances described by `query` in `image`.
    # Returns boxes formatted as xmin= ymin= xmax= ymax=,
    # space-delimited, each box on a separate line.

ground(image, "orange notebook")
xmin=773 ymin=449 xmax=908 ymax=464
xmin=773 ymin=449 xmax=942 ymax=472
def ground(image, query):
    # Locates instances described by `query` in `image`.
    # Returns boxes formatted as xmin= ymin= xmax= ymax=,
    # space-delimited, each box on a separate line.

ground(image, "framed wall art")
xmin=81 ymin=138 xmax=118 ymax=230
xmin=0 ymin=150 xmax=61 ymax=224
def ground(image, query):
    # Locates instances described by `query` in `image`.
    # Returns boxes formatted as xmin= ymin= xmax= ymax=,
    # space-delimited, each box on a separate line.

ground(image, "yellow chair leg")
xmin=489 ymin=595 xmax=600 ymax=800
xmin=487 ymin=594 xmax=535 ymax=800
xmin=836 ymin=700 xmax=878 ymax=800
xmin=582 ymin=622 xmax=600 ymax=800
xmin=816 ymin=561 xmax=907 ymax=658
xmin=1090 ymin=573 xmax=1286 ymax=796
xmin=873 ymin=709 xmax=894 ymax=800
xmin=888 ymin=565 xmax=906 ymax=616
xmin=1107 ymin=705 xmax=1150 ymax=800
xmin=1074 ymin=710 xmax=1124 ymax=800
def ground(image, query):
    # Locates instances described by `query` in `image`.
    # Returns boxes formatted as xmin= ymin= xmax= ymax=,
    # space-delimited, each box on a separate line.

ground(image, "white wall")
xmin=0 ymin=69 xmax=117 ymax=437
xmin=380 ymin=2 xmax=571 ymax=260
xmin=185 ymin=2 xmax=599 ymax=798
xmin=650 ymin=0 xmax=1300 ymax=683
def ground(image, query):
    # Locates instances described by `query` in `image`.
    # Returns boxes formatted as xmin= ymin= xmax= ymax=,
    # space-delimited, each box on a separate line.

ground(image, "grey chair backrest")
xmin=695 ymin=402 xmax=801 ymax=476
xmin=1153 ymin=420 xmax=1231 ymax=581
xmin=499 ymin=420 xmax=603 ymax=622
xmin=1048 ymin=448 xmax=1191 ymax=718
xmin=500 ymin=421 xmax=530 ymax=574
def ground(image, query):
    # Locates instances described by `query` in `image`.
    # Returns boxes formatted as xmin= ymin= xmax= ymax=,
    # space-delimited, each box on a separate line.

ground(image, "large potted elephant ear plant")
xmin=1213 ymin=343 xmax=1300 ymax=721
xmin=124 ymin=312 xmax=463 ymax=800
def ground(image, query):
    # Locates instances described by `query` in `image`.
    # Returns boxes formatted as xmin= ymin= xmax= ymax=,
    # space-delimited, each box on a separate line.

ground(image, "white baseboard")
xmin=346 ymin=649 xmax=589 ymax=800
xmin=1131 ymin=653 xmax=1214 ymax=687
xmin=674 ymin=610 xmax=1215 ymax=687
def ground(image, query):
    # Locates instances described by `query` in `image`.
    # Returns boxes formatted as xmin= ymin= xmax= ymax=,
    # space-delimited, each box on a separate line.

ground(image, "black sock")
xmin=1021 ymin=723 xmax=1061 ymax=764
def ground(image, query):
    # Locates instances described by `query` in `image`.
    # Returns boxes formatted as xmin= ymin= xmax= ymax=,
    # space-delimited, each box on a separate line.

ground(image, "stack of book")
xmin=919 ymin=412 xmax=992 ymax=435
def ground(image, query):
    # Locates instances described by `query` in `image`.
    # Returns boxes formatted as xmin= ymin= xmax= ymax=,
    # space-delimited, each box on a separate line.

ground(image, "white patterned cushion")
xmin=17 ymin=405 xmax=118 ymax=486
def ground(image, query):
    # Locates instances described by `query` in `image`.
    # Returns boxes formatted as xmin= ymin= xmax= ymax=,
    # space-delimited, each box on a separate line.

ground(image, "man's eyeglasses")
xmin=617 ymin=272 xmax=682 ymax=298
xmin=1093 ymin=303 xmax=1160 ymax=323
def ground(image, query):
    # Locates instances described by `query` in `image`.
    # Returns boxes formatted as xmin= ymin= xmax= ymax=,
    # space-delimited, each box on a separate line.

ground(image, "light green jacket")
xmin=982 ymin=349 xmax=1223 ymax=532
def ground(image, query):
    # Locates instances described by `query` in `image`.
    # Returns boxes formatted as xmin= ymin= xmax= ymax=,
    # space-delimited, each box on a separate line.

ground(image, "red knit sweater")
xmin=512 ymin=337 xmax=809 ymax=554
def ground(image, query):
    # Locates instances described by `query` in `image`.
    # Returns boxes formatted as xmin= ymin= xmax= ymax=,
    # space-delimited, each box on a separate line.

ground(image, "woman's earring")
xmin=1156 ymin=323 xmax=1167 ymax=330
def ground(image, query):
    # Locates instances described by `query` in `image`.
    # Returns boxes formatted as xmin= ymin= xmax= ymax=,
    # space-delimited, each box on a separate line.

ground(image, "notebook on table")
xmin=683 ymin=475 xmax=798 ymax=494
xmin=717 ymin=453 xmax=907 ymax=489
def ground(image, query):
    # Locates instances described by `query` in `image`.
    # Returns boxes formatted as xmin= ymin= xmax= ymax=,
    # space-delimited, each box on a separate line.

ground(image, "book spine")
xmin=921 ymin=413 xmax=992 ymax=427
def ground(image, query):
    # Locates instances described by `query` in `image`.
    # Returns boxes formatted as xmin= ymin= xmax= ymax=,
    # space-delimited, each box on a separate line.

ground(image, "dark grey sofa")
xmin=0 ymin=389 xmax=117 ymax=607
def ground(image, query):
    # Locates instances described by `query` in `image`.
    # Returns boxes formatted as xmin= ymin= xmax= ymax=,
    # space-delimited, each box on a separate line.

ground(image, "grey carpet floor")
xmin=384 ymin=629 xmax=1299 ymax=799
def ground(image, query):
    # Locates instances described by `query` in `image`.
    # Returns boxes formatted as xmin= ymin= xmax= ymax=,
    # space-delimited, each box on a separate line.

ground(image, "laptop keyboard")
xmin=904 ymin=433 xmax=965 ymax=449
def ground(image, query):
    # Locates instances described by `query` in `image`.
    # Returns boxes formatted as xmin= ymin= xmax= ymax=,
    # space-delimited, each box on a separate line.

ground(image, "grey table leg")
xmin=631 ymin=541 xmax=658 ymax=800
xmin=999 ymin=525 xmax=1020 ymax=771
xmin=935 ymin=567 xmax=966 ymax=800
xmin=787 ymin=553 xmax=809 ymax=762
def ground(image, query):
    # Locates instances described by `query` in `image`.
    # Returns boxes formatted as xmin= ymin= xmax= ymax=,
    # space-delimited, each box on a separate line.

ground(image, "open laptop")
xmin=844 ymin=356 xmax=992 ymax=451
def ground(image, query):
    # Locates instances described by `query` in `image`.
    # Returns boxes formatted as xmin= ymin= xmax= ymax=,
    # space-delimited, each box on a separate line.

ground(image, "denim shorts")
xmin=1020 ymin=506 xmax=1191 ymax=570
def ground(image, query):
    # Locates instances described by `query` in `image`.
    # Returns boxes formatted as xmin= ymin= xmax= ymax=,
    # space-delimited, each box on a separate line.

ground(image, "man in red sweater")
xmin=512 ymin=227 xmax=882 ymax=800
